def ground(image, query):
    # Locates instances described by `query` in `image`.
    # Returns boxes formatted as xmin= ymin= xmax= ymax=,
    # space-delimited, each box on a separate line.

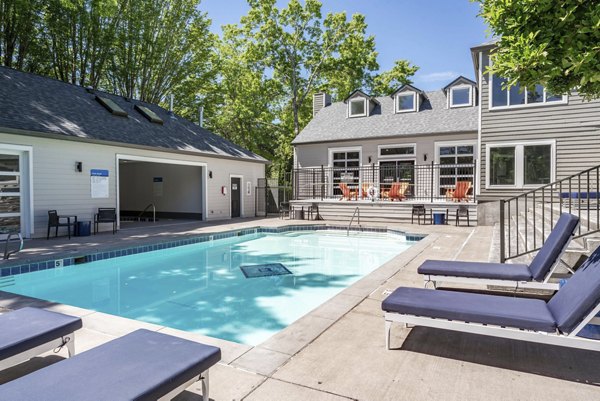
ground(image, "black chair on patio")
xmin=279 ymin=202 xmax=290 ymax=219
xmin=94 ymin=208 xmax=117 ymax=234
xmin=47 ymin=210 xmax=76 ymax=240
xmin=455 ymin=205 xmax=470 ymax=226
xmin=307 ymin=202 xmax=322 ymax=220
xmin=411 ymin=205 xmax=430 ymax=225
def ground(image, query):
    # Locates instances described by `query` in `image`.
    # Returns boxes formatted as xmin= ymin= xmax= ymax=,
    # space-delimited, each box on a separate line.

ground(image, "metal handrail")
xmin=138 ymin=203 xmax=156 ymax=222
xmin=347 ymin=207 xmax=360 ymax=236
xmin=500 ymin=163 xmax=600 ymax=262
xmin=3 ymin=232 xmax=24 ymax=260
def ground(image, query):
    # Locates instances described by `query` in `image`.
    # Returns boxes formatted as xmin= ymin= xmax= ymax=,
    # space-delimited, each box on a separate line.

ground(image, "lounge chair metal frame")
xmin=0 ymin=333 xmax=76 ymax=371
xmin=385 ymin=301 xmax=600 ymax=351
xmin=158 ymin=370 xmax=210 ymax=401
xmin=421 ymin=223 xmax=578 ymax=291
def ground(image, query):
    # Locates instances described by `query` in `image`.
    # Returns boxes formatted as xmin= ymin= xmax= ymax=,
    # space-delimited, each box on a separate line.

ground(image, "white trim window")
xmin=348 ymin=97 xmax=367 ymax=118
xmin=436 ymin=141 xmax=476 ymax=196
xmin=486 ymin=141 xmax=555 ymax=188
xmin=395 ymin=92 xmax=417 ymax=113
xmin=449 ymin=85 xmax=473 ymax=108
xmin=329 ymin=147 xmax=362 ymax=197
xmin=378 ymin=144 xmax=416 ymax=158
xmin=490 ymin=71 xmax=566 ymax=109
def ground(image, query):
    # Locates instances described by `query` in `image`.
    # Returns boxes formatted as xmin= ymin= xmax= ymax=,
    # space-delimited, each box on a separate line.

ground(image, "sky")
xmin=200 ymin=0 xmax=491 ymax=91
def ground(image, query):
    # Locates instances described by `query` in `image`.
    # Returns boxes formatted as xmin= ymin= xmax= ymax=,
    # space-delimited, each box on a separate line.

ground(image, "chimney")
xmin=313 ymin=92 xmax=331 ymax=117
xmin=198 ymin=106 xmax=204 ymax=127
xmin=168 ymin=94 xmax=176 ymax=119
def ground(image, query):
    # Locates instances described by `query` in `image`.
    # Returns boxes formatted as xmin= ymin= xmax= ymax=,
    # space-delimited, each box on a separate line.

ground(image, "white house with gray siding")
xmin=0 ymin=67 xmax=267 ymax=238
xmin=293 ymin=78 xmax=479 ymax=201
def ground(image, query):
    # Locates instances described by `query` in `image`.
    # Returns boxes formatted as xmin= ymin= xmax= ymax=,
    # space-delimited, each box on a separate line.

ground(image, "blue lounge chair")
xmin=0 ymin=307 xmax=82 ymax=371
xmin=0 ymin=329 xmax=221 ymax=401
xmin=382 ymin=243 xmax=600 ymax=351
xmin=418 ymin=213 xmax=580 ymax=290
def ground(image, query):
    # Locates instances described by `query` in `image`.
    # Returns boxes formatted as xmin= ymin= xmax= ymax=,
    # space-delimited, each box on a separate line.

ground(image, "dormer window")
xmin=348 ymin=98 xmax=367 ymax=117
xmin=443 ymin=76 xmax=477 ymax=109
xmin=396 ymin=92 xmax=416 ymax=113
xmin=450 ymin=86 xmax=473 ymax=108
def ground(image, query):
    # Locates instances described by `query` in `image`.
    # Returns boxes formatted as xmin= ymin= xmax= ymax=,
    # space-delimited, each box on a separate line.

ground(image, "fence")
xmin=255 ymin=178 xmax=292 ymax=217
xmin=292 ymin=162 xmax=477 ymax=202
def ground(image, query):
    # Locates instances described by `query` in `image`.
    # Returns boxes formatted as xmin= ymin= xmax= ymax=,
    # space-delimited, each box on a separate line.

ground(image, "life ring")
xmin=367 ymin=186 xmax=379 ymax=200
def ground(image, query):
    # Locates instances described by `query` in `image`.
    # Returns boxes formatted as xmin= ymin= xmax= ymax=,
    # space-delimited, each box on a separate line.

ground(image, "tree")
xmin=477 ymin=0 xmax=600 ymax=98
xmin=43 ymin=0 xmax=121 ymax=87
xmin=0 ymin=0 xmax=45 ymax=71
xmin=107 ymin=0 xmax=214 ymax=104
xmin=371 ymin=60 xmax=419 ymax=96
xmin=175 ymin=23 xmax=282 ymax=162
xmin=236 ymin=0 xmax=390 ymax=173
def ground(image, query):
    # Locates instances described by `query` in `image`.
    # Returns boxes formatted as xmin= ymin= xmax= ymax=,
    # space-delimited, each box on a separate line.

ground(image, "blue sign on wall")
xmin=90 ymin=169 xmax=109 ymax=177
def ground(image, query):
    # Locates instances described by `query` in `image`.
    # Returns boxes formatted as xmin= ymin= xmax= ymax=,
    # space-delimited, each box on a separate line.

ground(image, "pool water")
xmin=6 ymin=231 xmax=416 ymax=345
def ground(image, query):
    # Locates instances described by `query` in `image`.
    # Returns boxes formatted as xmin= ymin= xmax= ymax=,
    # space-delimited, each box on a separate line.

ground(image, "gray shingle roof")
xmin=292 ymin=90 xmax=478 ymax=145
xmin=0 ymin=67 xmax=267 ymax=163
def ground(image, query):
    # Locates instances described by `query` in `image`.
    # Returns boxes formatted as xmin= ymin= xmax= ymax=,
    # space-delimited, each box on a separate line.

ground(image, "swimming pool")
xmin=5 ymin=230 xmax=416 ymax=345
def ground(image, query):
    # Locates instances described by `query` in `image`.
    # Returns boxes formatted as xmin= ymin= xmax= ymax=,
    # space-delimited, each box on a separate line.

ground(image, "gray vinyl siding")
xmin=0 ymin=132 xmax=265 ymax=238
xmin=294 ymin=132 xmax=477 ymax=168
xmin=479 ymin=50 xmax=600 ymax=201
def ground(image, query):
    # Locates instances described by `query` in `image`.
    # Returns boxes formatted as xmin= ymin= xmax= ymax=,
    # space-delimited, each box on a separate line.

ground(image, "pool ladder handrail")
xmin=138 ymin=203 xmax=156 ymax=222
xmin=3 ymin=232 xmax=24 ymax=260
xmin=347 ymin=207 xmax=360 ymax=236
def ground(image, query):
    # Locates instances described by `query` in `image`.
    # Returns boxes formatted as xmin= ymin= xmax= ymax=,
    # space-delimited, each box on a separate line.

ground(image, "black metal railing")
xmin=292 ymin=162 xmax=477 ymax=202
xmin=500 ymin=164 xmax=600 ymax=262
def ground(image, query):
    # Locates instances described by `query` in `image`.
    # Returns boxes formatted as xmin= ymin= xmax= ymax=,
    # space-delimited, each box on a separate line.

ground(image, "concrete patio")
xmin=0 ymin=217 xmax=599 ymax=400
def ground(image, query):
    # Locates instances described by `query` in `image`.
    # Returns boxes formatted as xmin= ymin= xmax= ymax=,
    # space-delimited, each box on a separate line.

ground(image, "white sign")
xmin=90 ymin=169 xmax=109 ymax=199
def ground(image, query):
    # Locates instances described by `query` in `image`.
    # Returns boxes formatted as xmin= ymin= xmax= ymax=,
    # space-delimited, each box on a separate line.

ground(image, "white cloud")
xmin=418 ymin=71 xmax=459 ymax=83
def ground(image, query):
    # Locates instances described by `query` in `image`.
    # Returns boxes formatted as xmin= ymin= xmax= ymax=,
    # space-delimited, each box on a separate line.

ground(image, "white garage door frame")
xmin=116 ymin=154 xmax=208 ymax=228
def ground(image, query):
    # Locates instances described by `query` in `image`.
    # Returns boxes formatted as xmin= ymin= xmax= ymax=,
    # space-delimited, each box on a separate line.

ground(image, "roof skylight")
xmin=95 ymin=96 xmax=128 ymax=117
xmin=135 ymin=104 xmax=164 ymax=124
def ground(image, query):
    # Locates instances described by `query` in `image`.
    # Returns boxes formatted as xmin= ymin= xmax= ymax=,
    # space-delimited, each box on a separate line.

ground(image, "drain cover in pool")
xmin=240 ymin=263 xmax=292 ymax=278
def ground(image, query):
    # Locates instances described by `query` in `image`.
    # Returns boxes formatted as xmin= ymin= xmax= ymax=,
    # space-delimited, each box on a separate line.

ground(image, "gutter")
xmin=292 ymin=129 xmax=479 ymax=146
xmin=0 ymin=126 xmax=271 ymax=165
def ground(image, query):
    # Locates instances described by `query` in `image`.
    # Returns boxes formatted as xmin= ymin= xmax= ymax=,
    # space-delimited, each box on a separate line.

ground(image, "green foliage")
xmin=371 ymin=60 xmax=419 ymax=96
xmin=0 ymin=0 xmax=45 ymax=71
xmin=477 ymin=0 xmax=600 ymax=98
xmin=108 ymin=0 xmax=214 ymax=103
xmin=43 ymin=0 xmax=120 ymax=87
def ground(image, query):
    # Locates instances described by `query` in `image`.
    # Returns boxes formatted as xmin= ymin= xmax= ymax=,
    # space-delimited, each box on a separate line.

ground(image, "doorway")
xmin=0 ymin=147 xmax=31 ymax=237
xmin=379 ymin=160 xmax=415 ymax=197
xmin=231 ymin=176 xmax=242 ymax=218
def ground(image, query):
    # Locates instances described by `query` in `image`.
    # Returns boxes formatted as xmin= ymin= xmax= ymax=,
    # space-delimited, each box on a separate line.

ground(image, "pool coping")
xmin=0 ymin=224 xmax=426 ymax=278
xmin=0 ymin=225 xmax=434 ymax=377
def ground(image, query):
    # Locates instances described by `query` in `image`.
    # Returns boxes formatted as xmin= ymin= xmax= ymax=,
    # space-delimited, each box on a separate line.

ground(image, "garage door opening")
xmin=117 ymin=156 xmax=206 ymax=228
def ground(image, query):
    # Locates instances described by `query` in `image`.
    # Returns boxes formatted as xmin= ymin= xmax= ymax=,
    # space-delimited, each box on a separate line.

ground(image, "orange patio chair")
xmin=361 ymin=183 xmax=373 ymax=199
xmin=339 ymin=183 xmax=357 ymax=201
xmin=447 ymin=181 xmax=472 ymax=202
xmin=388 ymin=182 xmax=409 ymax=201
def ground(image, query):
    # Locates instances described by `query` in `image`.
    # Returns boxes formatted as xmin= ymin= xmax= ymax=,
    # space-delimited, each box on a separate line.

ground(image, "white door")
xmin=0 ymin=149 xmax=31 ymax=237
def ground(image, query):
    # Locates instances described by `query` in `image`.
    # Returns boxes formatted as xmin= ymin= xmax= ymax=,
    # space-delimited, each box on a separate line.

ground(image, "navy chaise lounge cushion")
xmin=0 ymin=329 xmax=222 ymax=401
xmin=382 ymin=287 xmax=557 ymax=333
xmin=527 ymin=213 xmax=579 ymax=281
xmin=0 ymin=307 xmax=82 ymax=361
xmin=547 ymin=246 xmax=600 ymax=334
xmin=417 ymin=213 xmax=579 ymax=282
xmin=418 ymin=260 xmax=531 ymax=281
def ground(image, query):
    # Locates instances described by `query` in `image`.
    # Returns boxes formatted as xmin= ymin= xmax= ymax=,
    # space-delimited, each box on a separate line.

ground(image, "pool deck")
xmin=1 ymin=218 xmax=599 ymax=400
